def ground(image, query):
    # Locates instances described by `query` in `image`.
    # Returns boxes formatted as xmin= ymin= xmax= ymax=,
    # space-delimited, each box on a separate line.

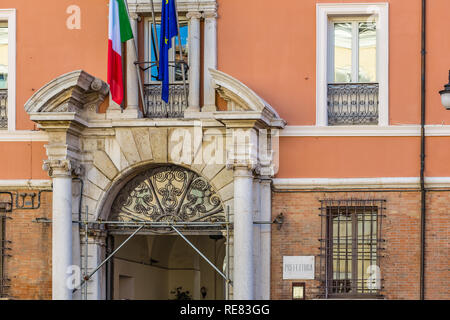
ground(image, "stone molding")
xmin=210 ymin=68 xmax=286 ymax=129
xmin=25 ymin=70 xmax=109 ymax=117
xmin=272 ymin=177 xmax=450 ymax=190
xmin=126 ymin=0 xmax=217 ymax=14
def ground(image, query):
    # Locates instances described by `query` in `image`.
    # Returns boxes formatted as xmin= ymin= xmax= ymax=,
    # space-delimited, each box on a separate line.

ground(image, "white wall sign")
xmin=283 ymin=256 xmax=315 ymax=280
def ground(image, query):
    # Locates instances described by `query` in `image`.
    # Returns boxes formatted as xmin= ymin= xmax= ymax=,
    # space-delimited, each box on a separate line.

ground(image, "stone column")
xmin=43 ymin=160 xmax=75 ymax=300
xmin=233 ymin=166 xmax=254 ymax=300
xmin=259 ymin=177 xmax=272 ymax=300
xmin=185 ymin=11 xmax=202 ymax=113
xmin=252 ymin=178 xmax=261 ymax=299
xmin=125 ymin=13 xmax=142 ymax=118
xmin=202 ymin=11 xmax=217 ymax=112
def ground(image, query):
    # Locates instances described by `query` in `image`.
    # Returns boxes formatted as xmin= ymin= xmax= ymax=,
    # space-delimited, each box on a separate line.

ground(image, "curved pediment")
xmin=24 ymin=70 xmax=109 ymax=114
xmin=209 ymin=68 xmax=286 ymax=128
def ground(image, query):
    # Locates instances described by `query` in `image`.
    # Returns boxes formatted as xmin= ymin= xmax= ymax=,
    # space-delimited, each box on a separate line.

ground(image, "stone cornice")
xmin=127 ymin=0 xmax=217 ymax=14
xmin=280 ymin=125 xmax=450 ymax=137
xmin=272 ymin=177 xmax=450 ymax=190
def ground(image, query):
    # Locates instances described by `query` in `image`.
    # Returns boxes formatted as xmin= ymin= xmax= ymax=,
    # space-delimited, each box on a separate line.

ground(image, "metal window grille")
xmin=0 ymin=196 xmax=12 ymax=298
xmin=0 ymin=89 xmax=7 ymax=129
xmin=327 ymin=83 xmax=379 ymax=125
xmin=319 ymin=199 xmax=385 ymax=298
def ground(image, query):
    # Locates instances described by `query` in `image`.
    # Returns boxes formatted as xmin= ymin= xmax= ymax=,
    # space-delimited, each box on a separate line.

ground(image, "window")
xmin=0 ymin=21 xmax=8 ymax=129
xmin=145 ymin=19 xmax=189 ymax=84
xmin=331 ymin=18 xmax=377 ymax=84
xmin=328 ymin=17 xmax=378 ymax=125
xmin=0 ymin=10 xmax=15 ymax=131
xmin=319 ymin=200 xmax=385 ymax=298
xmin=143 ymin=17 xmax=189 ymax=118
xmin=316 ymin=4 xmax=388 ymax=127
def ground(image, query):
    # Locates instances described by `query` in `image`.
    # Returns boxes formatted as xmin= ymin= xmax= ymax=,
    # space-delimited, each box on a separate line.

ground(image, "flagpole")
xmin=124 ymin=0 xmax=147 ymax=116
xmin=173 ymin=0 xmax=189 ymax=108
xmin=150 ymin=0 xmax=160 ymax=66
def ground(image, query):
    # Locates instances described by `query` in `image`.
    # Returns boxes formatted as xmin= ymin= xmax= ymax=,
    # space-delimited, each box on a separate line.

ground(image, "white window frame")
xmin=0 ymin=9 xmax=15 ymax=131
xmin=316 ymin=3 xmax=389 ymax=127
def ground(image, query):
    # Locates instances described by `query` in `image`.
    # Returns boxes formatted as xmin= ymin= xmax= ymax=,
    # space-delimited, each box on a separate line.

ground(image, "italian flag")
xmin=108 ymin=0 xmax=133 ymax=106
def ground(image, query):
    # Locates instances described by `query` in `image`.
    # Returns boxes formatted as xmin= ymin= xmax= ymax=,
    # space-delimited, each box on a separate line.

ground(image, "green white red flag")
xmin=108 ymin=0 xmax=133 ymax=106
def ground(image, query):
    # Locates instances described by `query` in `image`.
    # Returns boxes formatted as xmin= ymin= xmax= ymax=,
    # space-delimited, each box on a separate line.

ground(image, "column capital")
xmin=202 ymin=11 xmax=218 ymax=19
xmin=186 ymin=11 xmax=202 ymax=20
xmin=129 ymin=12 xmax=140 ymax=21
xmin=231 ymin=165 xmax=255 ymax=178
xmin=43 ymin=159 xmax=83 ymax=178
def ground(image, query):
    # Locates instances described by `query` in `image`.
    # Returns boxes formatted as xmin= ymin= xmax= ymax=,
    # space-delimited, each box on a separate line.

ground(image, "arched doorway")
xmin=106 ymin=165 xmax=229 ymax=300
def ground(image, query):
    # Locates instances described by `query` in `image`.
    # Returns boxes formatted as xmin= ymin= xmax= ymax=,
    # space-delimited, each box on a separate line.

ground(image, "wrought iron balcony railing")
xmin=143 ymin=83 xmax=188 ymax=118
xmin=327 ymin=83 xmax=379 ymax=125
xmin=0 ymin=89 xmax=7 ymax=129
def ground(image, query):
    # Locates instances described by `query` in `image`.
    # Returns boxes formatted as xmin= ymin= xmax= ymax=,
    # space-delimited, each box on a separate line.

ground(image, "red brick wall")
xmin=424 ymin=192 xmax=450 ymax=300
xmin=1 ymin=189 xmax=448 ymax=300
xmin=3 ymin=190 xmax=52 ymax=300
xmin=271 ymin=191 xmax=449 ymax=300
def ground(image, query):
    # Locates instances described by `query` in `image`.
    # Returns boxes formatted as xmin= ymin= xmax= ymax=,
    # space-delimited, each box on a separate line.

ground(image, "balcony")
xmin=327 ymin=83 xmax=379 ymax=125
xmin=143 ymin=83 xmax=189 ymax=119
xmin=0 ymin=89 xmax=7 ymax=129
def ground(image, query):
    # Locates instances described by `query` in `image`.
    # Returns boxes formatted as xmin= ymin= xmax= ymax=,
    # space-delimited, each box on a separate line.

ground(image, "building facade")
xmin=0 ymin=0 xmax=448 ymax=300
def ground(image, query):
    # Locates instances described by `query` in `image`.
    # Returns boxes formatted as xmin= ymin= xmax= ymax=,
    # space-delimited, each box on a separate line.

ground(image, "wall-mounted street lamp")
xmin=439 ymin=70 xmax=450 ymax=109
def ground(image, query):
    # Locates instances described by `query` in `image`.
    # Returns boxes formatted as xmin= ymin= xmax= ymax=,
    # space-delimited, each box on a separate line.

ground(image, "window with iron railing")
xmin=327 ymin=17 xmax=379 ymax=125
xmin=0 ymin=22 xmax=8 ymax=129
xmin=319 ymin=200 xmax=385 ymax=298
xmin=143 ymin=18 xmax=189 ymax=118
xmin=0 ymin=89 xmax=7 ymax=129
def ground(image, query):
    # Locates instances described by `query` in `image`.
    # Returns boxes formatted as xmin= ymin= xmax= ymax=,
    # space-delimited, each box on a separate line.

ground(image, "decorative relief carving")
xmin=111 ymin=165 xmax=225 ymax=224
xmin=43 ymin=159 xmax=83 ymax=177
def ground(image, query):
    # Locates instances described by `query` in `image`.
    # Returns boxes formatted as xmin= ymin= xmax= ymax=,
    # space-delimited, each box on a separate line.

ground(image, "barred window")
xmin=319 ymin=200 xmax=385 ymax=298
xmin=0 ymin=195 xmax=12 ymax=298
xmin=0 ymin=213 xmax=4 ymax=296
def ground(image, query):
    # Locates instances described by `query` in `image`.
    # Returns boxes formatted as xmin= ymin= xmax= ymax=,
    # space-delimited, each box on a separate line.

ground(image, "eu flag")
xmin=158 ymin=0 xmax=178 ymax=103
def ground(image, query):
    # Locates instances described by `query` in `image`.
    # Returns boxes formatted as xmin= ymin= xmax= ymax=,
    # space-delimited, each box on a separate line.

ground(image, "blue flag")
xmin=158 ymin=0 xmax=178 ymax=103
